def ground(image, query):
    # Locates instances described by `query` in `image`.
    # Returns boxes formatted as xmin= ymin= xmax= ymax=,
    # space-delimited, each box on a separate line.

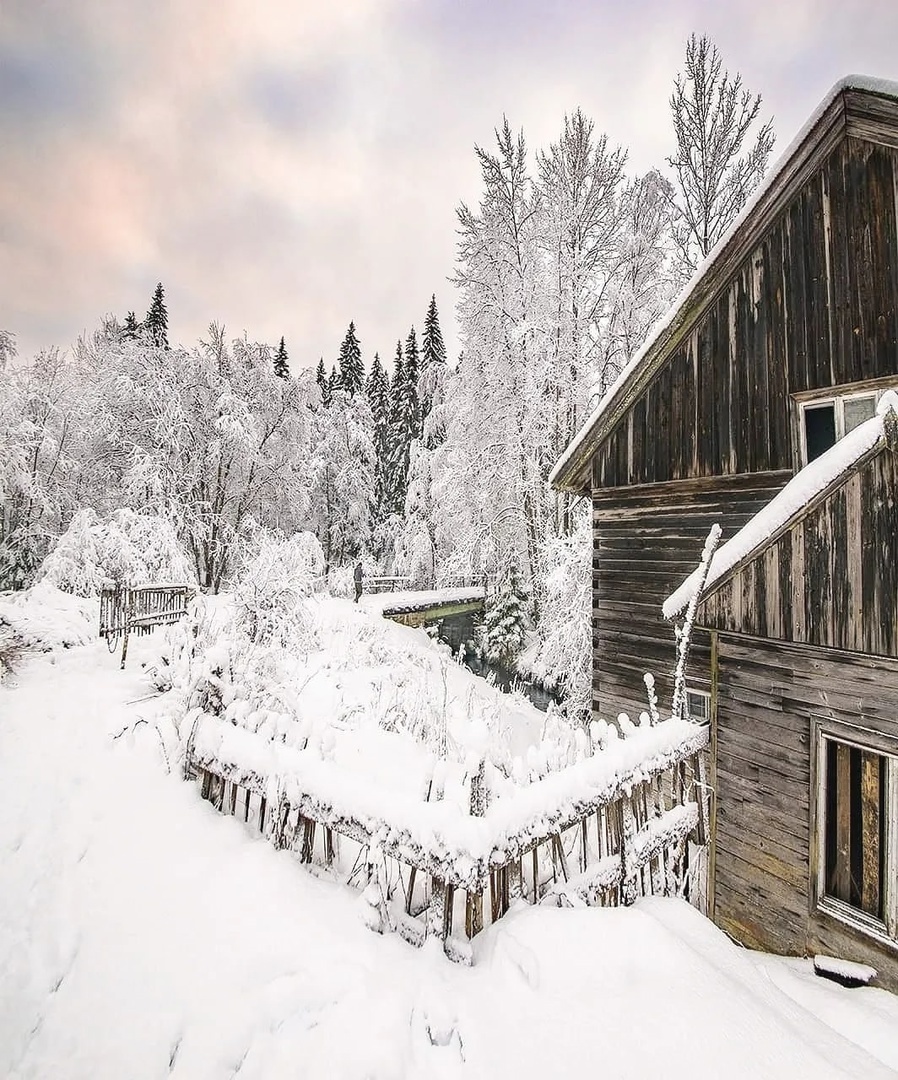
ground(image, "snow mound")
xmin=0 ymin=581 xmax=95 ymax=652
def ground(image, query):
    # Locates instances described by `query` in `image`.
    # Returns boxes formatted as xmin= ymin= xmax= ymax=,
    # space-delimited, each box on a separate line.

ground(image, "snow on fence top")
xmin=550 ymin=75 xmax=898 ymax=492
xmin=361 ymin=587 xmax=485 ymax=615
xmin=663 ymin=395 xmax=898 ymax=619
xmin=189 ymin=711 xmax=707 ymax=891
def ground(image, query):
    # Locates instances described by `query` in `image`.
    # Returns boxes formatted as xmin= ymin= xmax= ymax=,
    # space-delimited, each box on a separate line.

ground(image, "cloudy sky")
xmin=2 ymin=0 xmax=897 ymax=370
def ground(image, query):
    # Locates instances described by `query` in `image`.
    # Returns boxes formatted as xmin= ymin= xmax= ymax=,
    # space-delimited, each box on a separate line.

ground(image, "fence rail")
xmin=185 ymin=716 xmax=709 ymax=963
xmin=99 ymin=583 xmax=196 ymax=668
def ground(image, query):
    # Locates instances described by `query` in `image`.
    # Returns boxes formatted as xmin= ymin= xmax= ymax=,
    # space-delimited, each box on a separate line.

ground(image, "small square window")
xmin=685 ymin=688 xmax=710 ymax=724
xmin=843 ymin=394 xmax=877 ymax=434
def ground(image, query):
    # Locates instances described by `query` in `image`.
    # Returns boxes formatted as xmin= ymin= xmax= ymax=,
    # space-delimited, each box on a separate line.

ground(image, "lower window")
xmin=818 ymin=729 xmax=897 ymax=940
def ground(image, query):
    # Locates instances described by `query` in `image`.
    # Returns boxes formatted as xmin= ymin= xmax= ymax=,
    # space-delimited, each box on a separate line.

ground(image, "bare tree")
xmin=667 ymin=34 xmax=775 ymax=281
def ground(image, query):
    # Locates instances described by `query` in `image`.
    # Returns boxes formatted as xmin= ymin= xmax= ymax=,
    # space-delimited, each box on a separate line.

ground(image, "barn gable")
xmin=551 ymin=76 xmax=898 ymax=496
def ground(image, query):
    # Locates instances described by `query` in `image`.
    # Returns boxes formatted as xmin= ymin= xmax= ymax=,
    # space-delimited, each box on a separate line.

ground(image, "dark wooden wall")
xmin=700 ymin=446 xmax=898 ymax=656
xmin=592 ymin=137 xmax=898 ymax=491
xmin=711 ymin=634 xmax=898 ymax=991
xmin=592 ymin=472 xmax=788 ymax=721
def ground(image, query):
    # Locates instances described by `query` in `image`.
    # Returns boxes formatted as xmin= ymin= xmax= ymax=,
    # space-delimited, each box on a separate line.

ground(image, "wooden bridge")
xmin=361 ymin=586 xmax=485 ymax=629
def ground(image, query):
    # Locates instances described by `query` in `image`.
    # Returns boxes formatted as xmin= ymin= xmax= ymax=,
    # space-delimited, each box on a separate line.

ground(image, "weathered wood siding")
xmin=712 ymin=635 xmax=898 ymax=991
xmin=592 ymin=473 xmax=789 ymax=721
xmin=700 ymin=445 xmax=898 ymax=656
xmin=592 ymin=138 xmax=898 ymax=491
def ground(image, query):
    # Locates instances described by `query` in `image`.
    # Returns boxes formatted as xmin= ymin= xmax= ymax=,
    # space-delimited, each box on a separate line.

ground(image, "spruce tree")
xmin=337 ymin=320 xmax=364 ymax=396
xmin=404 ymin=326 xmax=421 ymax=440
xmin=316 ymin=358 xmax=330 ymax=405
xmin=123 ymin=311 xmax=140 ymax=341
xmin=386 ymin=342 xmax=411 ymax=515
xmin=482 ymin=562 xmax=529 ymax=670
xmin=366 ymin=352 xmax=390 ymax=521
xmin=420 ymin=295 xmax=447 ymax=443
xmin=328 ymin=365 xmax=341 ymax=398
xmin=144 ymin=282 xmax=169 ymax=348
xmin=273 ymin=336 xmax=289 ymax=378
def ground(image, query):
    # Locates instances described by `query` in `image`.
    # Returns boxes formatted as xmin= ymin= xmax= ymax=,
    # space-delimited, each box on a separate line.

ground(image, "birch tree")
xmin=667 ymin=34 xmax=775 ymax=281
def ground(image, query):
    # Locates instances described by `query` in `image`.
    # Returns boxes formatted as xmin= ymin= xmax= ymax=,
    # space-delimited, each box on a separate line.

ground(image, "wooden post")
xmin=620 ymin=798 xmax=637 ymax=905
xmin=324 ymin=827 xmax=335 ymax=868
xmin=428 ymin=877 xmax=448 ymax=942
xmin=508 ymin=858 xmax=523 ymax=904
xmin=530 ymin=845 xmax=540 ymax=903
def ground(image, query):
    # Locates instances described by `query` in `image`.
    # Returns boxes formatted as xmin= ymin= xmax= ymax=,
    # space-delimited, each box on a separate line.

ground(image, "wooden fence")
xmin=100 ymin=583 xmax=196 ymax=668
xmin=185 ymin=718 xmax=708 ymax=963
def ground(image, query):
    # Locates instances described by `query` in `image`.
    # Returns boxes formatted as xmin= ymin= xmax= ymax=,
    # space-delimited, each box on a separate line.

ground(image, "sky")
xmin=2 ymin=0 xmax=898 ymax=373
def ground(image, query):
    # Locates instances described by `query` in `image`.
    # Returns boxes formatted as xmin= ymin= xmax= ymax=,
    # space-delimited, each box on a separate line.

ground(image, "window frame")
xmin=812 ymin=716 xmax=898 ymax=947
xmin=794 ymin=379 xmax=898 ymax=467
xmin=799 ymin=390 xmax=878 ymax=464
xmin=685 ymin=687 xmax=711 ymax=725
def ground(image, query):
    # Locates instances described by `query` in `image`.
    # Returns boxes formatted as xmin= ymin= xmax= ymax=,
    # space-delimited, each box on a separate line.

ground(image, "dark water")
xmin=433 ymin=611 xmax=562 ymax=713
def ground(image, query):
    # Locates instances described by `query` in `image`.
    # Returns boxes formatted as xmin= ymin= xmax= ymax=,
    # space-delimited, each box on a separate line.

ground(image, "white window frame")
xmin=799 ymin=388 xmax=884 ymax=465
xmin=813 ymin=718 xmax=898 ymax=946
xmin=685 ymin=687 xmax=711 ymax=725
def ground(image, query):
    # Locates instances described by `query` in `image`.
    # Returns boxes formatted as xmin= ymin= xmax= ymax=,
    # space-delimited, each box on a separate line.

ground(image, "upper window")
xmin=817 ymin=727 xmax=897 ymax=942
xmin=801 ymin=391 xmax=878 ymax=463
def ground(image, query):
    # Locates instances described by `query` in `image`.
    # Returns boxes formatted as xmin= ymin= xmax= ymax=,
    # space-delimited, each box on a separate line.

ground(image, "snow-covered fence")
xmin=184 ymin=714 xmax=709 ymax=963
xmin=100 ymin=583 xmax=196 ymax=669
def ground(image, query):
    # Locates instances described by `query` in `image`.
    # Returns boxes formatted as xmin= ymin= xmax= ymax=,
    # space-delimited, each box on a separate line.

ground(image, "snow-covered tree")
xmin=386 ymin=343 xmax=412 ymax=517
xmin=308 ymin=388 xmax=374 ymax=571
xmin=419 ymin=296 xmax=448 ymax=448
xmin=273 ymin=337 xmax=289 ymax=379
xmin=337 ymin=321 xmax=364 ymax=397
xmin=404 ymin=326 xmax=421 ymax=441
xmin=482 ymin=561 xmax=529 ymax=670
xmin=144 ymin=282 xmax=169 ymax=349
xmin=366 ymin=352 xmax=391 ymax=526
xmin=316 ymin=358 xmax=330 ymax=405
xmin=667 ymin=34 xmax=775 ymax=280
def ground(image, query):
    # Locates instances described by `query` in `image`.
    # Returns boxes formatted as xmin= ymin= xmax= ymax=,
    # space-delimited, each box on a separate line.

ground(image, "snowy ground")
xmin=2 ymin=617 xmax=898 ymax=1078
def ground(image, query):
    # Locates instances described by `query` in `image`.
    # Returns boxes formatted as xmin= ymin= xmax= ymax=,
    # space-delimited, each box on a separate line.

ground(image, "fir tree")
xmin=482 ymin=562 xmax=529 ymax=670
xmin=419 ymin=295 xmax=447 ymax=444
xmin=144 ymin=282 xmax=169 ymax=348
xmin=404 ymin=326 xmax=421 ymax=440
xmin=337 ymin=320 xmax=364 ymax=396
xmin=386 ymin=342 xmax=411 ymax=515
xmin=123 ymin=311 xmax=140 ymax=341
xmin=366 ymin=352 xmax=390 ymax=520
xmin=273 ymin=336 xmax=289 ymax=378
xmin=316 ymin=358 xmax=330 ymax=405
xmin=329 ymin=365 xmax=341 ymax=398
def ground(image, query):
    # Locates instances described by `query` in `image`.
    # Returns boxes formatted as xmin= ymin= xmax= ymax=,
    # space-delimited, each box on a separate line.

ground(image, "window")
xmin=685 ymin=688 xmax=711 ymax=724
xmin=817 ymin=727 xmax=898 ymax=941
xmin=801 ymin=391 xmax=878 ymax=463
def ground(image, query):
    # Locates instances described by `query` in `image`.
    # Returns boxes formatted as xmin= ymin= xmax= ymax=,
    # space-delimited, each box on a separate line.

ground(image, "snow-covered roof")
xmin=550 ymin=74 xmax=898 ymax=494
xmin=663 ymin=393 xmax=898 ymax=619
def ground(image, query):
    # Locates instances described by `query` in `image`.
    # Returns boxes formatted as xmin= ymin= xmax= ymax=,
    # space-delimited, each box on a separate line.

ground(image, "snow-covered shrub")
xmin=38 ymin=508 xmax=194 ymax=595
xmin=0 ymin=581 xmax=95 ymax=651
xmin=231 ymin=530 xmax=323 ymax=647
xmin=328 ymin=564 xmax=354 ymax=598
xmin=522 ymin=514 xmax=593 ymax=722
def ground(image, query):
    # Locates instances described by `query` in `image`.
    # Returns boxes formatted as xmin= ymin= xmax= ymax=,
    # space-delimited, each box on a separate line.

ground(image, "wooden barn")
xmin=551 ymin=76 xmax=898 ymax=987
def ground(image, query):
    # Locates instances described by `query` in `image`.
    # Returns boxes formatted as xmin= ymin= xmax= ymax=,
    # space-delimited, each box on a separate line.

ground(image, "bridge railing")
xmin=364 ymin=575 xmax=412 ymax=594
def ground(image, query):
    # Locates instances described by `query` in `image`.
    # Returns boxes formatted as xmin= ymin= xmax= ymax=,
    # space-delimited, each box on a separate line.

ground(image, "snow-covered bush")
xmin=230 ymin=530 xmax=323 ymax=647
xmin=0 ymin=581 xmax=95 ymax=652
xmin=38 ymin=508 xmax=194 ymax=595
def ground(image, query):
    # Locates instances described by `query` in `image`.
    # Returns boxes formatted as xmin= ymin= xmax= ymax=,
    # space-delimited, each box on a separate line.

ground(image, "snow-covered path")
xmin=2 ymin=640 xmax=898 ymax=1079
